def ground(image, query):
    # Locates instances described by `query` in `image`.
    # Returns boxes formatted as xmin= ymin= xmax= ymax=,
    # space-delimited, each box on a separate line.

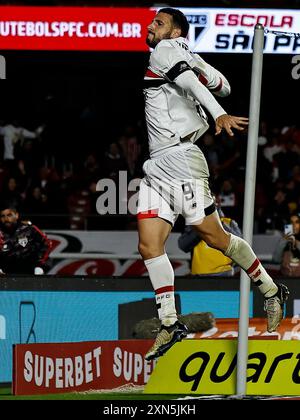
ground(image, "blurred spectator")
xmin=256 ymin=176 xmax=296 ymax=233
xmin=21 ymin=166 xmax=64 ymax=214
xmin=101 ymin=142 xmax=127 ymax=181
xmin=214 ymin=133 xmax=241 ymax=181
xmin=273 ymin=213 xmax=300 ymax=277
xmin=257 ymin=120 xmax=268 ymax=148
xmin=0 ymin=121 xmax=44 ymax=170
xmin=282 ymin=125 xmax=300 ymax=148
xmin=216 ymin=178 xmax=238 ymax=220
xmin=0 ymin=206 xmax=51 ymax=275
xmin=117 ymin=125 xmax=142 ymax=178
xmin=272 ymin=188 xmax=291 ymax=230
xmin=273 ymin=139 xmax=300 ymax=181
xmin=16 ymin=138 xmax=43 ymax=176
xmin=82 ymin=153 xmax=101 ymax=185
xmin=23 ymin=186 xmax=48 ymax=214
xmin=257 ymin=141 xmax=273 ymax=187
xmin=1 ymin=177 xmax=24 ymax=210
xmin=285 ymin=179 xmax=299 ymax=213
xmin=263 ymin=129 xmax=283 ymax=165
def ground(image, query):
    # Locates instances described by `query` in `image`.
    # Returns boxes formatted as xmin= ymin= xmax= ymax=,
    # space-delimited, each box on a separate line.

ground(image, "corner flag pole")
xmin=236 ymin=24 xmax=264 ymax=396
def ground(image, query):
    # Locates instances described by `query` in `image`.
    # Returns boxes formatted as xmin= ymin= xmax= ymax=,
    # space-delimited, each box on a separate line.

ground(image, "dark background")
xmin=1 ymin=51 xmax=299 ymax=153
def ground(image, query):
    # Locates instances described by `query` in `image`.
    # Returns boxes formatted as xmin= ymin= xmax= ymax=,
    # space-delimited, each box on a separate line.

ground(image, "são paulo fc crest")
xmin=185 ymin=13 xmax=209 ymax=51
xmin=18 ymin=237 xmax=28 ymax=248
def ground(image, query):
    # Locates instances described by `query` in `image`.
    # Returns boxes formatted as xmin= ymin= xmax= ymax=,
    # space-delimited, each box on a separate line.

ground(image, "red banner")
xmin=0 ymin=6 xmax=155 ymax=51
xmin=13 ymin=339 xmax=154 ymax=395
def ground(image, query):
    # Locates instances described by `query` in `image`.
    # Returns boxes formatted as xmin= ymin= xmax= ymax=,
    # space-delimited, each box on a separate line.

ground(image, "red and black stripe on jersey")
xmin=143 ymin=61 xmax=192 ymax=88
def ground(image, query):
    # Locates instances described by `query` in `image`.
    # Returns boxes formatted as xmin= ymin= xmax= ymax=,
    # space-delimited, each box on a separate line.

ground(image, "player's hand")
xmin=0 ymin=269 xmax=5 ymax=276
xmin=215 ymin=114 xmax=249 ymax=137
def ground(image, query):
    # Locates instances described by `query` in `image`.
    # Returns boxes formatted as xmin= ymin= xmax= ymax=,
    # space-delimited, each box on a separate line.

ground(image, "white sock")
xmin=225 ymin=234 xmax=278 ymax=297
xmin=144 ymin=253 xmax=177 ymax=326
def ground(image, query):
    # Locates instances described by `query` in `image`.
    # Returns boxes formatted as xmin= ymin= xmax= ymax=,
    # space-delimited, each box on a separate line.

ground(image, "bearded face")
xmin=146 ymin=12 xmax=181 ymax=48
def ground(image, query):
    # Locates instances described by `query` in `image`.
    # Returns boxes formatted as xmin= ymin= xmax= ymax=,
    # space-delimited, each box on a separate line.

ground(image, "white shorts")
xmin=137 ymin=143 xmax=214 ymax=226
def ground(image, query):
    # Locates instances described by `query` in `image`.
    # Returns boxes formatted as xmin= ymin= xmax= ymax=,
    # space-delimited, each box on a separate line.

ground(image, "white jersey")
xmin=143 ymin=37 xmax=231 ymax=157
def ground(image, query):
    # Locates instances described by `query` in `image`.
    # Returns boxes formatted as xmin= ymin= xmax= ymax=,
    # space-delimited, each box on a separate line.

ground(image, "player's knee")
xmin=138 ymin=241 xmax=163 ymax=260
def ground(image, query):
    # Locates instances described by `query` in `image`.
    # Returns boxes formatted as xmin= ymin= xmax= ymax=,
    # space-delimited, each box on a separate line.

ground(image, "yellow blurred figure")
xmin=179 ymin=213 xmax=242 ymax=277
xmin=191 ymin=217 xmax=236 ymax=276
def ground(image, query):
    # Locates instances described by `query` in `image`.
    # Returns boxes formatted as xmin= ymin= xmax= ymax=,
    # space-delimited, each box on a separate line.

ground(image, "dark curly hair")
xmin=158 ymin=8 xmax=189 ymax=38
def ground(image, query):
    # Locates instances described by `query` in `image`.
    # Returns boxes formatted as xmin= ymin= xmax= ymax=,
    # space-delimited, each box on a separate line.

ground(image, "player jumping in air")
xmin=137 ymin=8 xmax=289 ymax=361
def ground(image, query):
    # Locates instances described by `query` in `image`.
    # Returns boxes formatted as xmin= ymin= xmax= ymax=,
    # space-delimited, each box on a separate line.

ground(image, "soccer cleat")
xmin=264 ymin=283 xmax=289 ymax=333
xmin=145 ymin=321 xmax=188 ymax=361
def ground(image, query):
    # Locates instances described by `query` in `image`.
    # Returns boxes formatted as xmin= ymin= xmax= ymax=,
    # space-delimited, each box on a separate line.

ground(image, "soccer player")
xmin=137 ymin=8 xmax=289 ymax=361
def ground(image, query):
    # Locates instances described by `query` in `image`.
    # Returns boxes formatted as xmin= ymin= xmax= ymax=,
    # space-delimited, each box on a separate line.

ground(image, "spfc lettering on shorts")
xmin=18 ymin=237 xmax=28 ymax=247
